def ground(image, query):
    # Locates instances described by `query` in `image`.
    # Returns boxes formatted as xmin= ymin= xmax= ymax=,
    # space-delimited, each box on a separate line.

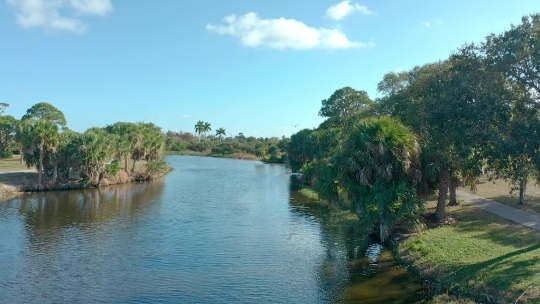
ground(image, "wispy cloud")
xmin=394 ymin=67 xmax=404 ymax=73
xmin=180 ymin=114 xmax=192 ymax=119
xmin=6 ymin=0 xmax=113 ymax=33
xmin=326 ymin=1 xmax=372 ymax=20
xmin=423 ymin=19 xmax=443 ymax=28
xmin=207 ymin=12 xmax=372 ymax=50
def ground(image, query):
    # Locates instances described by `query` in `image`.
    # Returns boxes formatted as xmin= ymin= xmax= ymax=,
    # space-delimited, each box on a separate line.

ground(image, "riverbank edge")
xmin=294 ymin=186 xmax=480 ymax=303
xmin=0 ymin=166 xmax=173 ymax=199
xmin=388 ymin=240 xmax=479 ymax=303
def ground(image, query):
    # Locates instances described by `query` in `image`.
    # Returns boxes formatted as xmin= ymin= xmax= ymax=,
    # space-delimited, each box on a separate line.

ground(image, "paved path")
xmin=457 ymin=190 xmax=540 ymax=232
xmin=0 ymin=170 xmax=36 ymax=174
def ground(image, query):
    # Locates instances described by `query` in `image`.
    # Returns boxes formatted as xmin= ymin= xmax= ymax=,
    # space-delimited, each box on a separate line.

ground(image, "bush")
xmin=146 ymin=160 xmax=170 ymax=175
xmin=105 ymin=159 xmax=121 ymax=176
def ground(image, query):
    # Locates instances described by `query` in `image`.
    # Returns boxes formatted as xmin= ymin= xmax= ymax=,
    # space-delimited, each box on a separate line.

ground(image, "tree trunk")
xmin=448 ymin=177 xmax=459 ymax=206
xmin=20 ymin=144 xmax=24 ymax=165
xmin=436 ymin=172 xmax=450 ymax=221
xmin=52 ymin=165 xmax=58 ymax=185
xmin=38 ymin=146 xmax=44 ymax=188
xmin=131 ymin=158 xmax=137 ymax=172
xmin=380 ymin=221 xmax=390 ymax=242
xmin=124 ymin=157 xmax=129 ymax=173
xmin=519 ymin=180 xmax=526 ymax=205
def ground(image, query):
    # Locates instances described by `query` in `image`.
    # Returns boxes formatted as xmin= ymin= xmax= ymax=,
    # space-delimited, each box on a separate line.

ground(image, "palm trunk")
xmin=449 ymin=177 xmax=459 ymax=206
xmin=53 ymin=165 xmax=58 ymax=185
xmin=131 ymin=158 xmax=137 ymax=172
xmin=436 ymin=172 xmax=450 ymax=221
xmin=519 ymin=180 xmax=526 ymax=205
xmin=124 ymin=156 xmax=129 ymax=173
xmin=38 ymin=146 xmax=44 ymax=188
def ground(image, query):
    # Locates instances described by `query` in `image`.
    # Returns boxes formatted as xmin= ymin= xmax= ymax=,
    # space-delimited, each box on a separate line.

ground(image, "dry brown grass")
xmin=460 ymin=176 xmax=540 ymax=217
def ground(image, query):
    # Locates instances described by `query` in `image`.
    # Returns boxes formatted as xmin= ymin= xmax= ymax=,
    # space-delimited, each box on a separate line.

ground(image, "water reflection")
xmin=0 ymin=156 xmax=421 ymax=303
xmin=15 ymin=180 xmax=165 ymax=229
xmin=288 ymin=175 xmax=421 ymax=303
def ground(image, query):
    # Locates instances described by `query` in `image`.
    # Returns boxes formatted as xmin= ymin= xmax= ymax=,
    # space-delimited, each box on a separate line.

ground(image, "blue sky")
xmin=1 ymin=0 xmax=539 ymax=137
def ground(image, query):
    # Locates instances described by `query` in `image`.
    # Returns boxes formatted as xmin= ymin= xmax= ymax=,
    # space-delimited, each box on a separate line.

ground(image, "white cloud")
xmin=436 ymin=19 xmax=443 ymax=24
xmin=326 ymin=1 xmax=372 ymax=20
xmin=180 ymin=114 xmax=192 ymax=119
xmin=6 ymin=0 xmax=113 ymax=33
xmin=207 ymin=12 xmax=371 ymax=50
xmin=422 ymin=22 xmax=431 ymax=28
xmin=394 ymin=67 xmax=404 ymax=73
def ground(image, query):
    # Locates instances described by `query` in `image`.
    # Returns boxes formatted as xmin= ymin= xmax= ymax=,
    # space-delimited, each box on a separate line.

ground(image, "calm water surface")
xmin=0 ymin=156 xmax=420 ymax=303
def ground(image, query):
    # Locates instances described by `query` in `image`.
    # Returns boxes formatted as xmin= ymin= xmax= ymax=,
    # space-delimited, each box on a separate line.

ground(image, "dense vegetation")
xmin=1 ymin=102 xmax=168 ymax=189
xmin=165 ymin=122 xmax=289 ymax=163
xmin=288 ymin=14 xmax=540 ymax=240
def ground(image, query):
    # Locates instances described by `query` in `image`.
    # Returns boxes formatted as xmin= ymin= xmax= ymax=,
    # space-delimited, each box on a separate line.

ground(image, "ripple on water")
xmin=0 ymin=156 xmax=420 ymax=303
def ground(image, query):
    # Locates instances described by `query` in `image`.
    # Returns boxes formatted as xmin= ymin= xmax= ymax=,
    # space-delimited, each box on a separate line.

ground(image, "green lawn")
xmin=400 ymin=200 xmax=540 ymax=303
xmin=0 ymin=155 xmax=31 ymax=172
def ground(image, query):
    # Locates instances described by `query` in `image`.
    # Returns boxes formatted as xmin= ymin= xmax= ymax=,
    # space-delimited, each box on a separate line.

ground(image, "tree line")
xmin=0 ymin=102 xmax=167 ymax=189
xmin=164 ymin=121 xmax=290 ymax=162
xmin=287 ymin=14 xmax=540 ymax=241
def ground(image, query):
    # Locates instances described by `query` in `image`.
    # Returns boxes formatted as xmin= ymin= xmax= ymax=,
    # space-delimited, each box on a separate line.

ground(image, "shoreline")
xmin=0 ymin=167 xmax=172 ymax=199
xmin=167 ymin=151 xmax=286 ymax=164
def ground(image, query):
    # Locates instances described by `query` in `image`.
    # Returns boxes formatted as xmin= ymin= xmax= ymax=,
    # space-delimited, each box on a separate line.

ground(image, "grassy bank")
xmin=397 ymin=199 xmax=540 ymax=303
xmin=295 ymin=183 xmax=540 ymax=303
xmin=461 ymin=176 xmax=540 ymax=217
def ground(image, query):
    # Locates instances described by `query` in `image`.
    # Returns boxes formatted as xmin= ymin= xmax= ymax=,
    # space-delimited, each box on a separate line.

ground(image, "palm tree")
xmin=20 ymin=120 xmax=60 ymax=188
xmin=333 ymin=116 xmax=422 ymax=242
xmin=216 ymin=128 xmax=226 ymax=142
xmin=203 ymin=122 xmax=212 ymax=139
xmin=195 ymin=121 xmax=205 ymax=142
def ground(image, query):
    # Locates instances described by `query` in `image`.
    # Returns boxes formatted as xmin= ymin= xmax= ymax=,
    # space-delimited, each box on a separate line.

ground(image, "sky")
xmin=1 ymin=0 xmax=539 ymax=138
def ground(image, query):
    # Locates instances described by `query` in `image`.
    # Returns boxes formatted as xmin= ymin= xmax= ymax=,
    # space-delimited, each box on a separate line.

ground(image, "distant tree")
xmin=203 ymin=122 xmax=212 ymax=139
xmin=0 ymin=103 xmax=9 ymax=116
xmin=195 ymin=121 xmax=205 ymax=142
xmin=319 ymin=87 xmax=374 ymax=131
xmin=21 ymin=102 xmax=67 ymax=129
xmin=0 ymin=114 xmax=17 ymax=159
xmin=216 ymin=128 xmax=226 ymax=142
xmin=268 ymin=145 xmax=279 ymax=160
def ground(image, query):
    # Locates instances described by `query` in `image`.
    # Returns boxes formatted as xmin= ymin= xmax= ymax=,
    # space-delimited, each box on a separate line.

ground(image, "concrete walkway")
xmin=0 ymin=170 xmax=36 ymax=174
xmin=457 ymin=190 xmax=540 ymax=232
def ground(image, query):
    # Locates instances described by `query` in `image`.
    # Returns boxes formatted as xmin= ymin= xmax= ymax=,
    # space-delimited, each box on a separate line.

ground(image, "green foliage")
xmin=0 ymin=114 xmax=17 ymax=159
xmin=105 ymin=159 xmax=121 ymax=176
xmin=333 ymin=117 xmax=423 ymax=241
xmin=146 ymin=160 xmax=170 ymax=175
xmin=21 ymin=102 xmax=67 ymax=128
xmin=319 ymin=86 xmax=375 ymax=130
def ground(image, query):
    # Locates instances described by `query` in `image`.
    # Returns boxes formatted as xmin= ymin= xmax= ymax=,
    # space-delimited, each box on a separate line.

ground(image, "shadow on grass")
xmin=0 ymin=172 xmax=39 ymax=189
xmin=449 ymin=207 xmax=540 ymax=249
xmin=444 ymin=244 xmax=540 ymax=302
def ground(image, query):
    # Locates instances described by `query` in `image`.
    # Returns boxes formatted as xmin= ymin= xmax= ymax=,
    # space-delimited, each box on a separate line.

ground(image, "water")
xmin=0 ymin=155 xmax=420 ymax=303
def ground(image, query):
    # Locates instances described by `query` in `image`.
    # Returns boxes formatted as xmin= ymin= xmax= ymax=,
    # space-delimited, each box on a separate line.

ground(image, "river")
xmin=0 ymin=155 xmax=421 ymax=303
